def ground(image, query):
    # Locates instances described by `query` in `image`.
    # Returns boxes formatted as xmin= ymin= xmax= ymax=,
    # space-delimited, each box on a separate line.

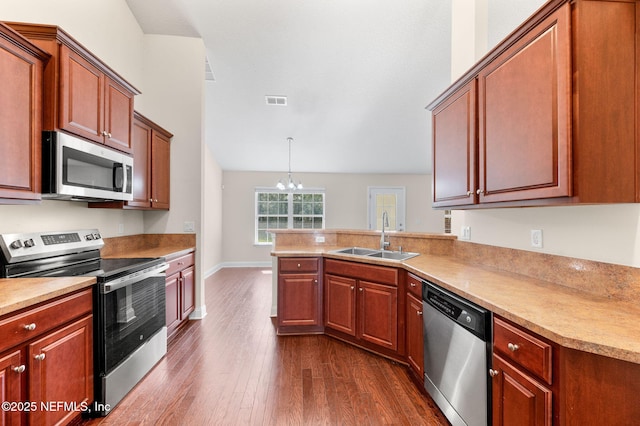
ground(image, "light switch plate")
xmin=460 ymin=226 xmax=471 ymax=241
xmin=183 ymin=221 xmax=195 ymax=233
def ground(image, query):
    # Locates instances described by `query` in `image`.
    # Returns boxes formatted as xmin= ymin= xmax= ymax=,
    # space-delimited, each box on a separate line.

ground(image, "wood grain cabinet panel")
xmin=166 ymin=252 xmax=195 ymax=339
xmin=6 ymin=23 xmax=140 ymax=155
xmin=277 ymin=257 xmax=323 ymax=335
xmin=431 ymin=80 xmax=477 ymax=207
xmin=405 ymin=291 xmax=424 ymax=380
xmin=324 ymin=259 xmax=401 ymax=359
xmin=0 ymin=288 xmax=93 ymax=426
xmin=492 ymin=354 xmax=552 ymax=426
xmin=0 ymin=23 xmax=47 ymax=203
xmin=428 ymin=0 xmax=640 ymax=207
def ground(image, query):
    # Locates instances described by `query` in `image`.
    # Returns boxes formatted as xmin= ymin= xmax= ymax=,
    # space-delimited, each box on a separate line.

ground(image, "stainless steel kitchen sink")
xmin=330 ymin=247 xmax=419 ymax=261
xmin=367 ymin=250 xmax=419 ymax=261
xmin=332 ymin=247 xmax=380 ymax=256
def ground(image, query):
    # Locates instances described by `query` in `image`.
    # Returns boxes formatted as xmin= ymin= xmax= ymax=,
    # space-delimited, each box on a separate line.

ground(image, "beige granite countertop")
xmin=0 ymin=277 xmax=96 ymax=317
xmin=100 ymin=233 xmax=195 ymax=260
xmin=272 ymin=245 xmax=640 ymax=365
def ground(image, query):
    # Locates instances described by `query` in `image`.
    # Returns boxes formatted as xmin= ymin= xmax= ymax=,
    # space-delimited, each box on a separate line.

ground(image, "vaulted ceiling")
xmin=126 ymin=0 xmax=544 ymax=174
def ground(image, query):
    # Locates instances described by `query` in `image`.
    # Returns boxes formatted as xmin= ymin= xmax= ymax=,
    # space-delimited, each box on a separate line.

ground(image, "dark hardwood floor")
xmin=81 ymin=267 xmax=449 ymax=425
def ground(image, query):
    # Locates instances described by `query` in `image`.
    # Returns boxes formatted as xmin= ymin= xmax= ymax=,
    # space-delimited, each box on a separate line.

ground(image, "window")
xmin=255 ymin=189 xmax=325 ymax=244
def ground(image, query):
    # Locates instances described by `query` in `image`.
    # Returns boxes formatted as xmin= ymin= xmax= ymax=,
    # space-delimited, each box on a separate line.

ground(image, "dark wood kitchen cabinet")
xmin=324 ymin=259 xmax=400 ymax=359
xmin=0 ymin=288 xmax=93 ymax=426
xmin=166 ymin=251 xmax=195 ymax=339
xmin=6 ymin=22 xmax=140 ymax=154
xmin=405 ymin=273 xmax=424 ymax=382
xmin=491 ymin=316 xmax=554 ymax=426
xmin=91 ymin=112 xmax=172 ymax=210
xmin=277 ymin=257 xmax=323 ymax=335
xmin=0 ymin=23 xmax=48 ymax=203
xmin=429 ymin=0 xmax=640 ymax=208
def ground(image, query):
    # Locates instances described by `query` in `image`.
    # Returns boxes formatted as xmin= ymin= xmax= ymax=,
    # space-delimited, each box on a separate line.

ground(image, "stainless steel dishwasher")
xmin=422 ymin=280 xmax=491 ymax=426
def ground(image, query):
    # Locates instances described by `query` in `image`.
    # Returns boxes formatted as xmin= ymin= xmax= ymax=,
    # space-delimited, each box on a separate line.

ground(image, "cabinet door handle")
xmin=417 ymin=311 xmax=423 ymax=316
xmin=12 ymin=365 xmax=26 ymax=374
xmin=108 ymin=133 xmax=112 ymax=138
xmin=313 ymin=279 xmax=318 ymax=284
xmin=466 ymin=191 xmax=472 ymax=196
xmin=24 ymin=323 xmax=36 ymax=331
xmin=410 ymin=282 xmax=416 ymax=287
xmin=507 ymin=343 xmax=520 ymax=352
xmin=359 ymin=288 xmax=363 ymax=292
xmin=476 ymin=189 xmax=484 ymax=194
xmin=297 ymin=263 xmax=301 ymax=268
xmin=489 ymin=369 xmax=499 ymax=377
xmin=350 ymin=286 xmax=354 ymax=290
xmin=34 ymin=353 xmax=46 ymax=361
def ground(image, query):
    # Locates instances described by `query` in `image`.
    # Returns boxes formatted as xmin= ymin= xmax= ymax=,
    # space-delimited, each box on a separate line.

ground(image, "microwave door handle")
xmin=113 ymin=164 xmax=124 ymax=191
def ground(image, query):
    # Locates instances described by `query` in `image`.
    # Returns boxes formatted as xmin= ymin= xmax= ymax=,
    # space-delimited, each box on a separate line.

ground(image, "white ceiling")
xmin=125 ymin=0 xmax=543 ymax=174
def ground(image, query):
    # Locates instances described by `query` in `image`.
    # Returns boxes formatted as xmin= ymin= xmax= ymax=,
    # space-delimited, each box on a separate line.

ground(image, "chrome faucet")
xmin=380 ymin=211 xmax=390 ymax=250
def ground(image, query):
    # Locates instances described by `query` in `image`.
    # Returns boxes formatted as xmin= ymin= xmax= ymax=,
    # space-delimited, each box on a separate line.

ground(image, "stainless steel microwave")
xmin=42 ymin=131 xmax=133 ymax=201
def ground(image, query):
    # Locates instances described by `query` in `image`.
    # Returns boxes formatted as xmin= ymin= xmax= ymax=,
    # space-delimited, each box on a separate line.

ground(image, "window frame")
xmin=254 ymin=187 xmax=326 ymax=245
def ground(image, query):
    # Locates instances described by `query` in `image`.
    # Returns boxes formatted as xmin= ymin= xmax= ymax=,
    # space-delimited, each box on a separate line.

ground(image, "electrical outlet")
xmin=460 ymin=226 xmax=471 ymax=241
xmin=531 ymin=229 xmax=543 ymax=248
xmin=183 ymin=221 xmax=195 ymax=233
xmin=315 ymin=236 xmax=325 ymax=243
xmin=117 ymin=223 xmax=124 ymax=235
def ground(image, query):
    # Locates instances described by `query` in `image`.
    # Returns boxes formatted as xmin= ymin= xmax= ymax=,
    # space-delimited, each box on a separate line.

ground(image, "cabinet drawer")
xmin=325 ymin=259 xmax=398 ymax=286
xmin=406 ymin=273 xmax=422 ymax=298
xmin=279 ymin=257 xmax=319 ymax=273
xmin=0 ymin=288 xmax=93 ymax=354
xmin=493 ymin=316 xmax=552 ymax=384
xmin=166 ymin=252 xmax=195 ymax=276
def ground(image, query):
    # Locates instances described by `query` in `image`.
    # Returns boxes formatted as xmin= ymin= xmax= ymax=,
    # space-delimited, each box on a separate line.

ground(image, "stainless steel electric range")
xmin=0 ymin=229 xmax=168 ymax=417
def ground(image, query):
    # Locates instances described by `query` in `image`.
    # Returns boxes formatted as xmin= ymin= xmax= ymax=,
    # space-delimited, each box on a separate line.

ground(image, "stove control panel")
xmin=0 ymin=229 xmax=104 ymax=264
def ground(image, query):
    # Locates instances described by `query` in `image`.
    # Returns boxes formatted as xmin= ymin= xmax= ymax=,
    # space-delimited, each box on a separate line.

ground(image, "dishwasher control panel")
xmin=423 ymin=281 xmax=488 ymax=339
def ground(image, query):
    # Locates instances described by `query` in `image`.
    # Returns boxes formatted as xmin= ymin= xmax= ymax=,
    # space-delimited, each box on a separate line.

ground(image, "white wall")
xmin=221 ymin=171 xmax=443 ymax=264
xmin=448 ymin=0 xmax=640 ymax=267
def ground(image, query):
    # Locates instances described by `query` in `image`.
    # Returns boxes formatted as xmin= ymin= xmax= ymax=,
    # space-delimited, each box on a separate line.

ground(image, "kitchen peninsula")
xmin=271 ymin=229 xmax=640 ymax=425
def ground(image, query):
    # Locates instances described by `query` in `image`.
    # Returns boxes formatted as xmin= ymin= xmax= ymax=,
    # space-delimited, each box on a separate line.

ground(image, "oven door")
xmin=96 ymin=269 xmax=166 ymax=374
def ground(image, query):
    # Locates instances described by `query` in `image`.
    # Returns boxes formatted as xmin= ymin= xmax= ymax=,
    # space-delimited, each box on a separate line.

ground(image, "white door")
xmin=368 ymin=187 xmax=406 ymax=231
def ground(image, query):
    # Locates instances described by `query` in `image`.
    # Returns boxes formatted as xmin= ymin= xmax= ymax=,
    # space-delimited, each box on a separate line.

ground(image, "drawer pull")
xmin=34 ymin=353 xmax=46 ymax=361
xmin=508 ymin=343 xmax=520 ymax=352
xmin=489 ymin=369 xmax=499 ymax=377
xmin=24 ymin=323 xmax=36 ymax=331
xmin=13 ymin=365 xmax=26 ymax=374
xmin=297 ymin=263 xmax=301 ymax=268
xmin=410 ymin=282 xmax=416 ymax=287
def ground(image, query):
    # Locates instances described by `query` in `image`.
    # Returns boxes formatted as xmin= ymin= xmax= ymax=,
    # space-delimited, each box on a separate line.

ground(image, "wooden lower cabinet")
xmin=324 ymin=259 xmax=400 ymax=358
xmin=491 ymin=353 xmax=552 ymax=426
xmin=0 ymin=288 xmax=93 ymax=426
xmin=166 ymin=251 xmax=195 ymax=339
xmin=277 ymin=257 xmax=322 ymax=334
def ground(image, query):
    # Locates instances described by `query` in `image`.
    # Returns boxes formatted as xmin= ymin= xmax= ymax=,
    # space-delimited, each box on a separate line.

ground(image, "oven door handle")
xmin=101 ymin=263 xmax=169 ymax=294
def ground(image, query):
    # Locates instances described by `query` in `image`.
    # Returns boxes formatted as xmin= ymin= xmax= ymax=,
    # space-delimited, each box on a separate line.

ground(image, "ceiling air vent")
xmin=265 ymin=95 xmax=287 ymax=106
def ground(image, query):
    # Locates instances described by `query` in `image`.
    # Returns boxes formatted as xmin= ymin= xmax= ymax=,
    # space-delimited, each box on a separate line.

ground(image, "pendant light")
xmin=276 ymin=137 xmax=303 ymax=191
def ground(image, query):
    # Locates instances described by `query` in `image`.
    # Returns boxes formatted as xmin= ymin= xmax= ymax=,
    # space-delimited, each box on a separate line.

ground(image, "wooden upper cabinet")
xmin=0 ymin=23 xmax=48 ymax=203
xmin=432 ymin=80 xmax=477 ymax=207
xmin=5 ymin=22 xmax=140 ymax=154
xmin=428 ymin=0 xmax=640 ymax=208
xmin=128 ymin=116 xmax=152 ymax=208
xmin=151 ymin=128 xmax=171 ymax=209
xmin=477 ymin=5 xmax=571 ymax=204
